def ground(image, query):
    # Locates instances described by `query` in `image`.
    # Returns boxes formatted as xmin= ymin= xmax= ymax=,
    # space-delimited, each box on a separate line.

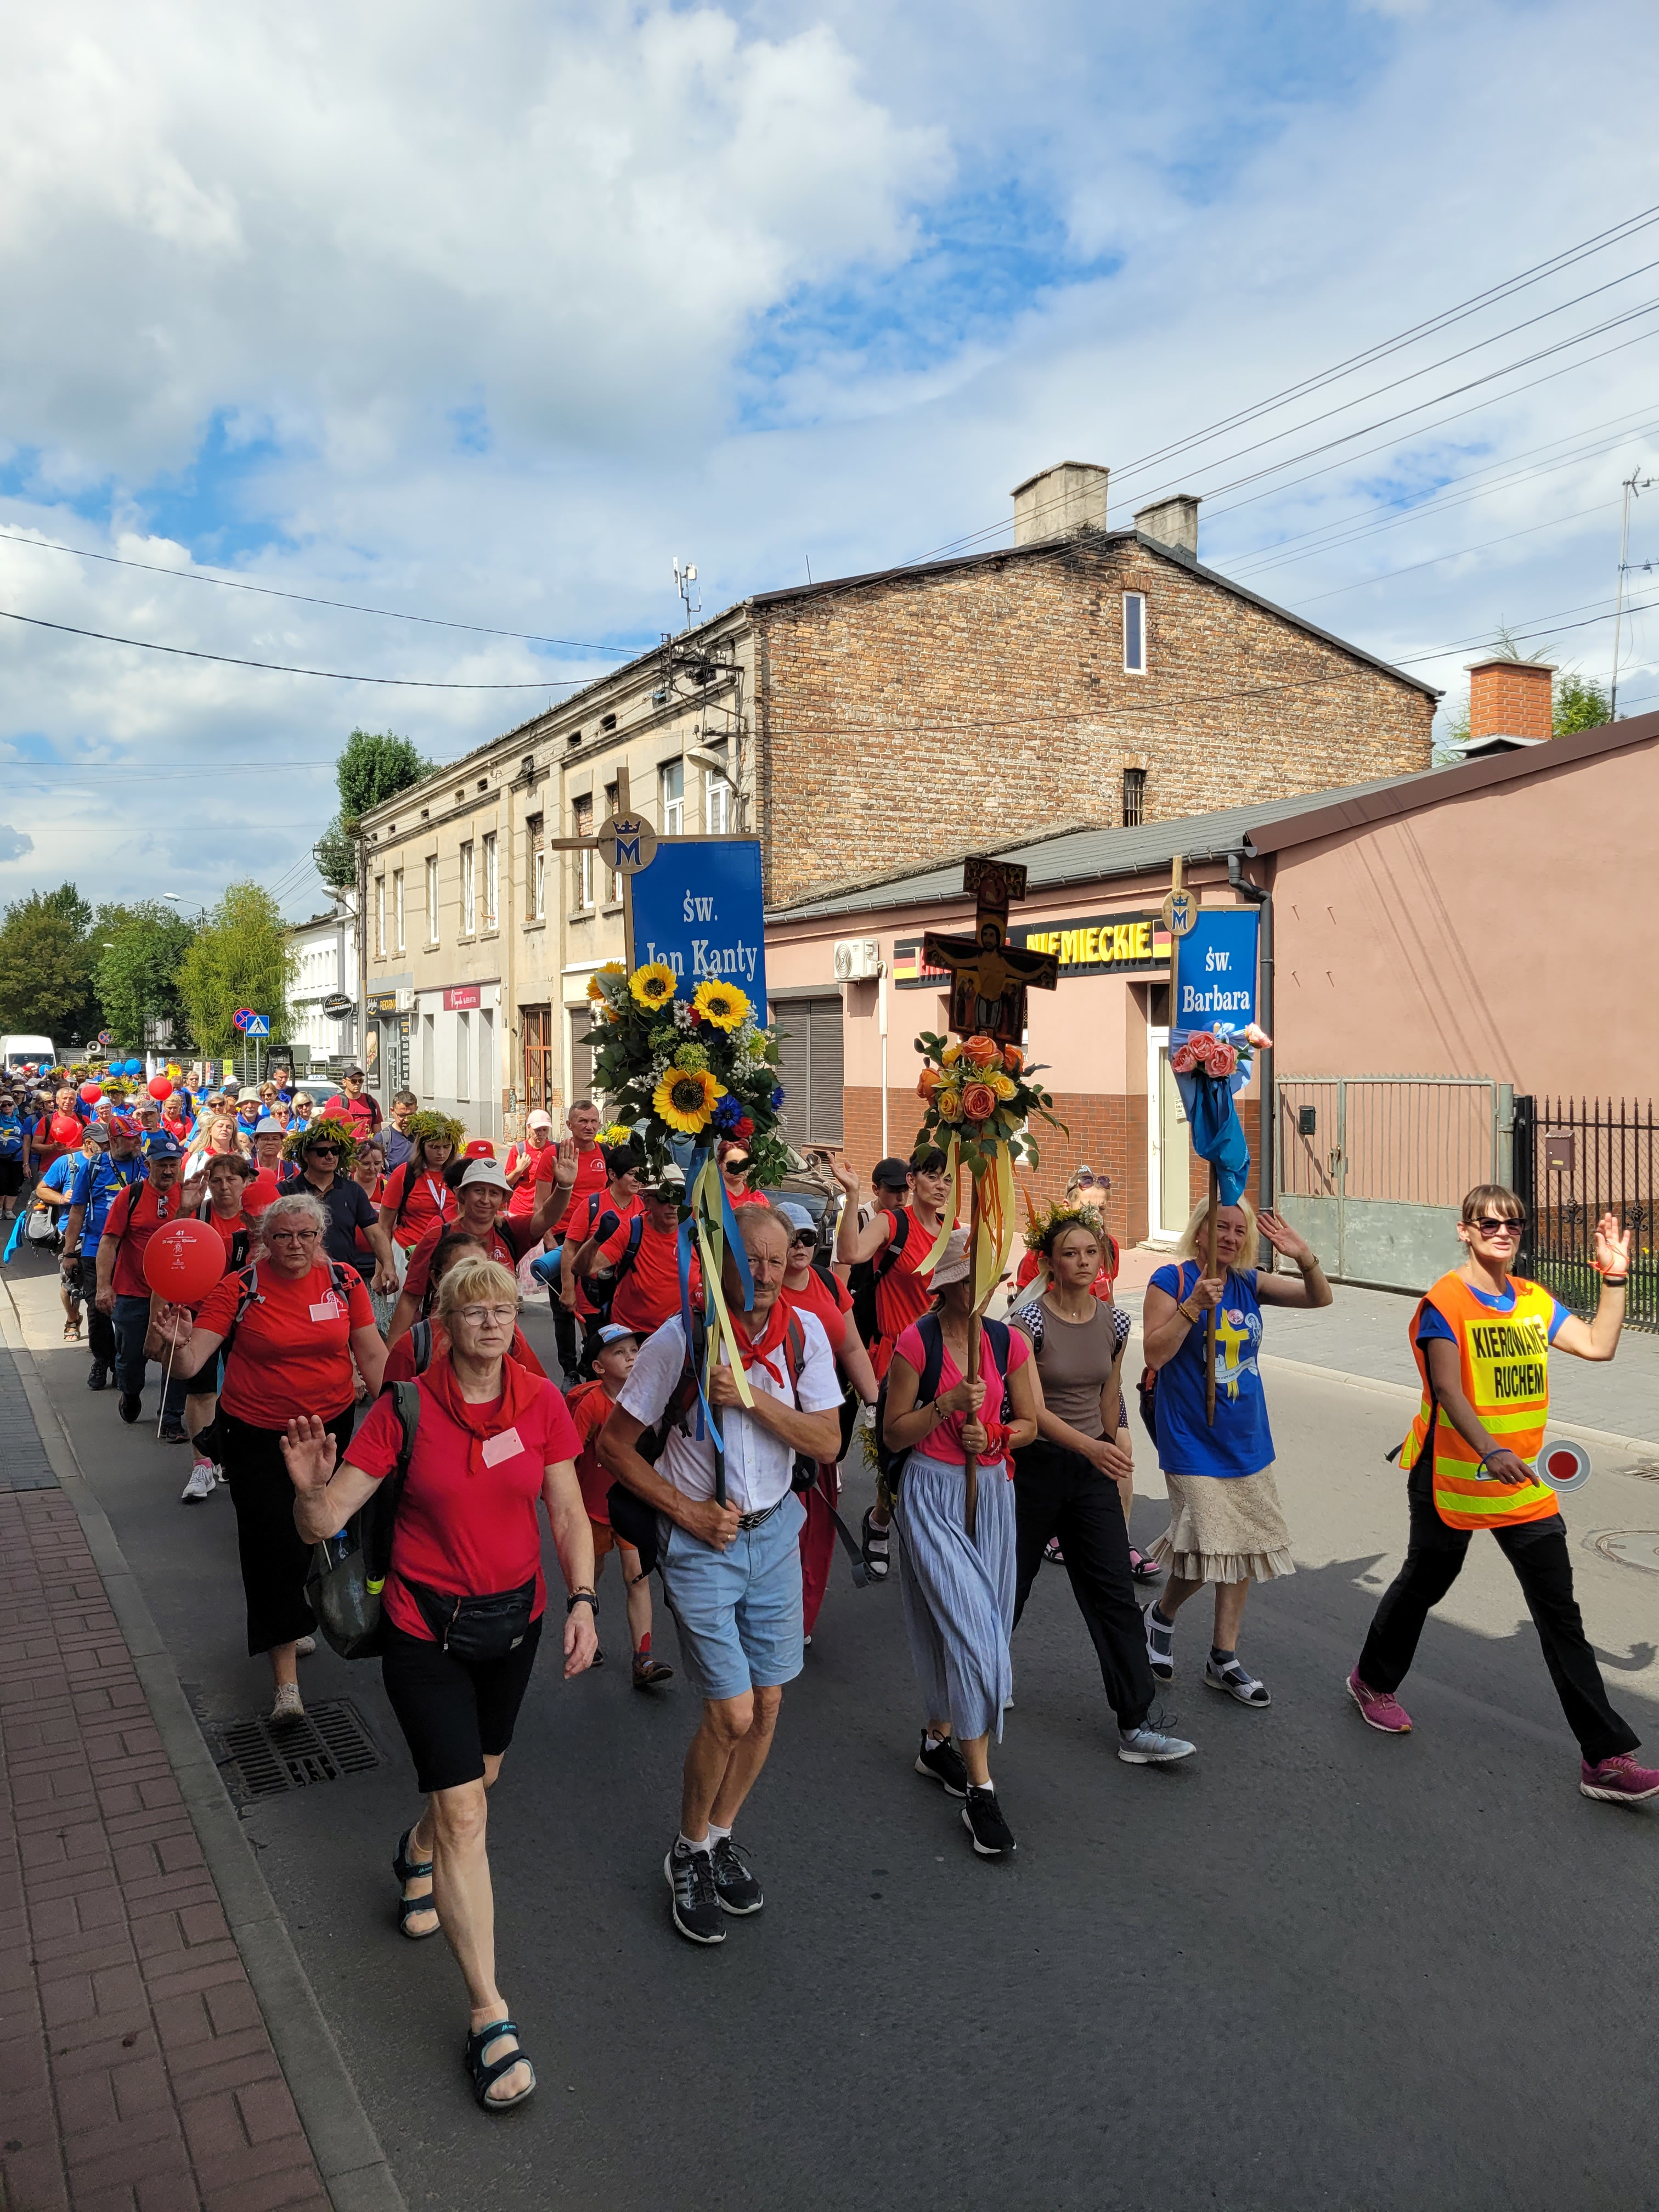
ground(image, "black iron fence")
xmin=1514 ymin=1095 xmax=1659 ymax=1329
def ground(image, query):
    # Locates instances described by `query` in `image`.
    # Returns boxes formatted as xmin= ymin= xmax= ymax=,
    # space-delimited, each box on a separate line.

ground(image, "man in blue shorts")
xmin=600 ymin=1205 xmax=842 ymax=1945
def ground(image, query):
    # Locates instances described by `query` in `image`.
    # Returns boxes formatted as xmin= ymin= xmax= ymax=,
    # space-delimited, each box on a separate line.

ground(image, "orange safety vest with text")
xmin=1397 ymin=1270 xmax=1559 ymax=1532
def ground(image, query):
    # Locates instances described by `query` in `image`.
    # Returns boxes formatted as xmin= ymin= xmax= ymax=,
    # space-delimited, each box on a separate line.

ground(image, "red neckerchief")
xmin=727 ymin=1294 xmax=794 ymax=1392
xmin=420 ymin=1347 xmax=543 ymax=1477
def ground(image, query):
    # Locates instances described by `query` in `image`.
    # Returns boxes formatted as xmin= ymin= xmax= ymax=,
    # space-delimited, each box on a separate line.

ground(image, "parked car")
xmin=757 ymin=1143 xmax=844 ymax=1259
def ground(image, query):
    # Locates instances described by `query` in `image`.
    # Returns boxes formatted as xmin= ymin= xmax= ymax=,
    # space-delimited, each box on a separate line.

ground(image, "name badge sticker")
xmin=481 ymin=1427 xmax=523 ymax=1467
xmin=309 ymin=1297 xmax=341 ymax=1323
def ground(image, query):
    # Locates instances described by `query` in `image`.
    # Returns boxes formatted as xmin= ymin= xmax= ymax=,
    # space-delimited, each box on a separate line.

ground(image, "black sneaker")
xmin=663 ymin=1844 xmax=724 ymax=1944
xmin=914 ymin=1730 xmax=969 ymax=1798
xmin=962 ymin=1785 xmax=1017 ymax=1857
xmin=117 ymin=1392 xmax=142 ymax=1425
xmin=159 ymin=1420 xmax=188 ymax=1445
xmin=87 ymin=1363 xmax=109 ymax=1391
xmin=710 ymin=1837 xmax=763 ymax=1916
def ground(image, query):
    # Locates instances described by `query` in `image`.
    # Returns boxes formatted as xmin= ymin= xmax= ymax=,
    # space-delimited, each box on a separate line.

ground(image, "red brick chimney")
xmin=1466 ymin=657 xmax=1556 ymax=747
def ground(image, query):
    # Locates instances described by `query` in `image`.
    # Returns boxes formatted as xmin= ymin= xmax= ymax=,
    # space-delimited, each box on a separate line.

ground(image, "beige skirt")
xmin=1148 ymin=1465 xmax=1295 ymax=1586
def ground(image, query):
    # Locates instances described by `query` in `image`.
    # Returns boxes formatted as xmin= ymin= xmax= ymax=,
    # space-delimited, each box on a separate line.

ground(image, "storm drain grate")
xmin=218 ymin=1699 xmax=383 ymax=1801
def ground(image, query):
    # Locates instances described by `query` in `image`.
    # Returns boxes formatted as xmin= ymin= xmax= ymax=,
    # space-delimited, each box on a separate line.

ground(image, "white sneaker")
xmin=180 ymin=1460 xmax=216 ymax=1503
xmin=270 ymin=1681 xmax=304 ymax=1724
xmin=294 ymin=1636 xmax=317 ymax=1657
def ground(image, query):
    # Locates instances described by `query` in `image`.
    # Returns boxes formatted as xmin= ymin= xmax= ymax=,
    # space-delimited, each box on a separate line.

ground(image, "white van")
xmin=1 ymin=1035 xmax=57 ymax=1074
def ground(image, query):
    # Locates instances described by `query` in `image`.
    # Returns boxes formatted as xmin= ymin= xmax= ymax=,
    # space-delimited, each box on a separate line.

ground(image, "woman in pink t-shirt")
xmin=881 ymin=1228 xmax=1039 ymax=1860
xmin=283 ymin=1255 xmax=596 ymax=2116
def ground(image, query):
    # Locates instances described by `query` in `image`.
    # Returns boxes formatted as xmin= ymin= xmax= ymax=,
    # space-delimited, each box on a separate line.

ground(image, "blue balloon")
xmin=126 ymin=1058 xmax=143 ymax=1075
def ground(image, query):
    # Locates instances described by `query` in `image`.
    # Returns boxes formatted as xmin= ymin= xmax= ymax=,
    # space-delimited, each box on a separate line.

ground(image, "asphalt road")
xmin=13 ymin=1245 xmax=1659 ymax=2212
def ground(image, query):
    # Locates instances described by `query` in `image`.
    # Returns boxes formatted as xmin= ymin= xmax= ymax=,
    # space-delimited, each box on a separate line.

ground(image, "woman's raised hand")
xmin=280 ymin=1415 xmax=339 ymax=1494
xmin=1256 ymin=1209 xmax=1313 ymax=1265
xmin=1594 ymin=1212 xmax=1633 ymax=1278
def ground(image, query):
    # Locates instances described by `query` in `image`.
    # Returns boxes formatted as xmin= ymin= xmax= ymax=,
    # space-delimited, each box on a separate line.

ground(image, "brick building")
xmin=354 ymin=459 xmax=1434 ymax=1135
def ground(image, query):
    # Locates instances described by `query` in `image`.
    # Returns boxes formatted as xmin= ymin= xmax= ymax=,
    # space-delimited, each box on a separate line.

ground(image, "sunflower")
xmin=630 ymin=961 xmax=679 ymax=1011
xmin=587 ymin=963 xmax=625 ymax=1004
xmin=692 ymin=978 xmax=752 ymax=1031
xmin=653 ymin=1065 xmax=726 ymax=1133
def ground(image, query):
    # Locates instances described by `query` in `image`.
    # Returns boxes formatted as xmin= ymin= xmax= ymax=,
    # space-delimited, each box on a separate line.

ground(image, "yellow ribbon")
xmin=691 ymin=1197 xmax=756 ymax=1409
xmin=917 ymin=1131 xmax=960 ymax=1275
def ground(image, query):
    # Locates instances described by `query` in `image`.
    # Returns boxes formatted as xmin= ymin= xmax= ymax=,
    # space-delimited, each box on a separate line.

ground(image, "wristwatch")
xmin=566 ymin=1589 xmax=597 ymax=1613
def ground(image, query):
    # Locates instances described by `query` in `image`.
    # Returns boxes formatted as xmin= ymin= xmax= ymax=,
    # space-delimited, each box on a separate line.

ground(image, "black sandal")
xmin=464 ymin=2018 xmax=535 ymax=2112
xmin=392 ymin=1825 xmax=439 ymax=1940
xmin=860 ymin=1505 xmax=891 ymax=1582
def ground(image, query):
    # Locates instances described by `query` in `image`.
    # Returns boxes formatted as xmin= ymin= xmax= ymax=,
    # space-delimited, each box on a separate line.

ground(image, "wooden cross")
xmin=922 ymin=856 xmax=1059 ymax=1044
xmin=1161 ymin=854 xmax=1219 ymax=1425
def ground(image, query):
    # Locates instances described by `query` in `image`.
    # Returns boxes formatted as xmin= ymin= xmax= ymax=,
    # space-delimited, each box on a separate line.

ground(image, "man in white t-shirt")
xmin=601 ymin=1204 xmax=841 ymax=1946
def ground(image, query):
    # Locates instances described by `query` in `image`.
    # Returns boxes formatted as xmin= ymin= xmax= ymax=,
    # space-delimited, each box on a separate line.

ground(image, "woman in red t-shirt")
xmin=379 ymin=1125 xmax=460 ymax=1254
xmin=178 ymin=1153 xmax=258 ymax=1504
xmin=777 ymin=1203 xmax=878 ymax=1632
xmin=156 ymin=1191 xmax=386 ymax=1724
xmin=283 ymin=1255 xmax=596 ymax=2115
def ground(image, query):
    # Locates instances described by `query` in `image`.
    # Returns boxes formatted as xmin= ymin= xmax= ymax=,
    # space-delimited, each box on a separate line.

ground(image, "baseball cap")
xmin=146 ymin=1134 xmax=184 ymax=1161
xmin=222 ymin=1081 xmax=240 ymax=1096
xmin=594 ymin=1322 xmax=639 ymax=1350
xmin=460 ymin=1158 xmax=511 ymax=1193
xmin=83 ymin=1127 xmax=110 ymax=1149
xmin=109 ymin=1114 xmax=140 ymax=1137
xmin=653 ymin=1165 xmax=687 ymax=1196
xmin=343 ymin=1066 xmax=365 ymax=1080
xmin=872 ymin=1156 xmax=913 ymax=1189
xmin=464 ymin=1139 xmax=496 ymax=1159
xmin=775 ymin=1200 xmax=816 ymax=1236
xmin=527 ymin=1109 xmax=553 ymax=1130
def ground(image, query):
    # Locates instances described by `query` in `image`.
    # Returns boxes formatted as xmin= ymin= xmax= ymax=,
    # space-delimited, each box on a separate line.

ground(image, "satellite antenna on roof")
xmin=673 ymin=557 xmax=701 ymax=630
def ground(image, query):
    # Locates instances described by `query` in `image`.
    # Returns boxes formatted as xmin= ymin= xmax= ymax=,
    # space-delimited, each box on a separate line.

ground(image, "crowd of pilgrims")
xmin=11 ymin=1056 xmax=1652 ymax=2117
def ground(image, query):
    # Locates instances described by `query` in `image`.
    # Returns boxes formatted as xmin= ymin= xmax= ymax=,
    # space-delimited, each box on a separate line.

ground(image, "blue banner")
xmin=630 ymin=839 xmax=767 ymax=1008
xmin=1172 ymin=910 xmax=1258 ymax=1042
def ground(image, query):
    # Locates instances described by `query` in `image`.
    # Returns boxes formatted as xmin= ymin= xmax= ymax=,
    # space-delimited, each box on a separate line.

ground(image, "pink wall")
xmin=1271 ymin=735 xmax=1659 ymax=1099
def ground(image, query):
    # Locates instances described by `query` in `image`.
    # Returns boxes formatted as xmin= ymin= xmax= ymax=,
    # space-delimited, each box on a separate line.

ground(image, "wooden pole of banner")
xmin=1204 ymin=1160 xmax=1219 ymax=1426
xmin=963 ymin=1174 xmax=983 ymax=1544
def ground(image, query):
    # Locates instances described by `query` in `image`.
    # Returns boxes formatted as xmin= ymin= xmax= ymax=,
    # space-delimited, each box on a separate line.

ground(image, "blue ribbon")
xmin=666 ymin=1134 xmax=755 ymax=1457
xmin=1 ymin=1209 xmax=22 ymax=1266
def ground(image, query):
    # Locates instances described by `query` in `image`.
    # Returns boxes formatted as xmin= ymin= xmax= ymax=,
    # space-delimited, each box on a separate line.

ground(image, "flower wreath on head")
xmin=1024 ymin=1197 xmax=1108 ymax=1260
xmin=282 ymin=1119 xmax=359 ymax=1171
xmin=402 ymin=1109 xmax=466 ymax=1154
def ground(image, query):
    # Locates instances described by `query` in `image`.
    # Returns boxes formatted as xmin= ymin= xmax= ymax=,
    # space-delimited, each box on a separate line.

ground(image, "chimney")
xmin=1133 ymin=493 xmax=1200 ymax=558
xmin=1461 ymin=658 xmax=1557 ymax=757
xmin=1011 ymin=461 xmax=1109 ymax=545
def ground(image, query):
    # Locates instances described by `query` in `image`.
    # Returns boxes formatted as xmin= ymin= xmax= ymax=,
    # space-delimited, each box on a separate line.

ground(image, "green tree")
xmin=0 ymin=883 xmax=98 ymax=1043
xmin=1553 ymin=672 xmax=1611 ymax=736
xmin=176 ymin=882 xmax=292 ymax=1055
xmin=92 ymin=901 xmax=199 ymax=1054
xmin=315 ymin=728 xmax=433 ymax=893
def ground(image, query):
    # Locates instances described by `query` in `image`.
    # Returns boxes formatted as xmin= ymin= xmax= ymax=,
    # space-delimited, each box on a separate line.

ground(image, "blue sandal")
xmin=392 ymin=1825 xmax=439 ymax=1940
xmin=464 ymin=2018 xmax=536 ymax=2112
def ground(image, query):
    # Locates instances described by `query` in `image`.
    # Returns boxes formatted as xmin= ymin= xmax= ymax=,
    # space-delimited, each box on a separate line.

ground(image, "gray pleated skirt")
xmin=894 ymin=1450 xmax=1016 ymax=1745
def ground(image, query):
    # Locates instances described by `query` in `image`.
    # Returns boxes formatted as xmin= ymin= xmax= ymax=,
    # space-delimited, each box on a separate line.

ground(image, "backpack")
xmin=194 ymin=1197 xmax=250 ymax=1274
xmin=582 ymin=1212 xmax=644 ymax=1324
xmin=848 ymin=1209 xmax=911 ymax=1346
xmin=874 ymin=1312 xmax=1012 ymax=1496
xmin=406 ymin=1317 xmax=435 ymax=1373
xmin=304 ymin=1380 xmax=420 ymax=1660
xmin=218 ymin=1256 xmax=358 ymax=1364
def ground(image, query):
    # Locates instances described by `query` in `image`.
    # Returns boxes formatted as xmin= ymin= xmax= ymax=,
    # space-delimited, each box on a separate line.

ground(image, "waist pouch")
xmin=404 ymin=1576 xmax=537 ymax=1661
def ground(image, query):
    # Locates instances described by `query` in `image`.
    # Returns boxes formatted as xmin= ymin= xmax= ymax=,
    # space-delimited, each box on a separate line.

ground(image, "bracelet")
xmin=1297 ymin=1254 xmax=1322 ymax=1272
xmin=1176 ymin=1300 xmax=1198 ymax=1324
xmin=1601 ymin=1275 xmax=1629 ymax=1287
xmin=566 ymin=1589 xmax=597 ymax=1613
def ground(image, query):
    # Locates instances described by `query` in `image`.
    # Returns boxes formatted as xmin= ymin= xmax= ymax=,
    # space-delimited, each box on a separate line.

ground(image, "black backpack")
xmin=874 ymin=1312 xmax=1011 ymax=1496
xmin=579 ymin=1210 xmax=644 ymax=1325
xmin=304 ymin=1380 xmax=420 ymax=1660
xmin=848 ymin=1209 xmax=911 ymax=1346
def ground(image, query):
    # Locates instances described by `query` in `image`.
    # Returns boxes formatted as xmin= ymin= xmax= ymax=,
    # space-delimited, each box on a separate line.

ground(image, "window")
xmin=568 ymin=1006 xmax=595 ymax=1102
xmin=374 ymin=876 xmax=386 ymax=958
xmin=1122 ymin=767 xmax=1147 ymax=827
xmin=1122 ymin=591 xmax=1147 ymax=674
xmin=525 ymin=814 xmax=544 ymax=921
xmin=705 ymin=766 xmax=732 ymax=833
xmin=482 ymin=831 xmax=498 ymax=928
xmin=426 ymin=856 xmax=439 ymax=943
xmin=421 ymin=1011 xmax=436 ymax=1097
xmin=460 ymin=841 xmax=475 ymax=934
xmin=456 ymin=1010 xmax=471 ymax=1100
xmin=393 ymin=870 xmax=404 ymax=952
xmin=572 ymin=795 xmax=594 ymax=909
xmin=603 ymin=785 xmax=620 ymax=902
xmin=521 ymin=1006 xmax=553 ymax=1114
xmin=659 ymin=759 xmax=684 ymax=836
xmin=773 ymin=995 xmax=844 ymax=1146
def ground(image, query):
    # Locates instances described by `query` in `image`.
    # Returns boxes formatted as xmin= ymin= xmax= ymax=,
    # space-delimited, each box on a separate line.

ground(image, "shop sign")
xmin=443 ymin=984 xmax=482 ymax=1011
xmin=366 ymin=991 xmax=399 ymax=1017
xmin=893 ymin=911 xmax=1170 ymax=986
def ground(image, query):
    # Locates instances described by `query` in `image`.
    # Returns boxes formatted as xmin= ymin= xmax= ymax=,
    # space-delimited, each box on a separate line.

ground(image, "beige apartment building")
xmin=356 ymin=459 xmax=1435 ymax=1140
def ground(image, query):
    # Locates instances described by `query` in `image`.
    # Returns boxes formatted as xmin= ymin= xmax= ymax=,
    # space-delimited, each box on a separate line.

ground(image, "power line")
xmin=0 ymin=528 xmax=634 ymax=655
xmin=0 ymin=608 xmax=580 ymax=689
xmin=1281 ymin=499 xmax=1620 ymax=611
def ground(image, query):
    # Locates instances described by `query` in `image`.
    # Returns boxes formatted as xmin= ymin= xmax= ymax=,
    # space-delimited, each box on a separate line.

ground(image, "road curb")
xmin=0 ymin=1280 xmax=406 ymax=2212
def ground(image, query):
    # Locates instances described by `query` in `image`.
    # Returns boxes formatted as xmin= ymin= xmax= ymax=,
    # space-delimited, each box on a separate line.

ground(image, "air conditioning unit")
xmin=833 ymin=939 xmax=882 ymax=983
xmin=395 ymin=989 xmax=415 ymax=1012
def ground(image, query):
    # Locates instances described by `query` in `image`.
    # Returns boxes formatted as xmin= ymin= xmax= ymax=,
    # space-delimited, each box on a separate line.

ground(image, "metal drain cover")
xmin=218 ymin=1699 xmax=383 ymax=1801
xmin=1593 ymin=1530 xmax=1659 ymax=1576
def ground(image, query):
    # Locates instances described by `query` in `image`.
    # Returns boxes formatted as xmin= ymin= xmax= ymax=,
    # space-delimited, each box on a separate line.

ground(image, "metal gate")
xmin=1514 ymin=1095 xmax=1659 ymax=1329
xmin=1276 ymin=1077 xmax=1506 ymax=1292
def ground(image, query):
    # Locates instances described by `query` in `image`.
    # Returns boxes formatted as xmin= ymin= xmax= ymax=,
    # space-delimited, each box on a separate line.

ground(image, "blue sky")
xmin=0 ymin=0 xmax=1656 ymax=912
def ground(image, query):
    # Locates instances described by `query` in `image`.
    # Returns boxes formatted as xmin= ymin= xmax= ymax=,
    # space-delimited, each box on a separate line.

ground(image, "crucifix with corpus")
xmin=920 ymin=856 xmax=1059 ymax=1537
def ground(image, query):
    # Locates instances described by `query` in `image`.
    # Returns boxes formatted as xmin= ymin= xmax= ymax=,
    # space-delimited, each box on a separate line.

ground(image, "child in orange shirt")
xmin=565 ymin=1323 xmax=673 ymax=1689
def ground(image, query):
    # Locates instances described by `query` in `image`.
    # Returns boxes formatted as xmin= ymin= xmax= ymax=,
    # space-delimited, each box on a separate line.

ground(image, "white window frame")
xmin=603 ymin=787 xmax=620 ymax=902
xmin=393 ymin=869 xmax=404 ymax=952
xmin=1122 ymin=591 xmax=1147 ymax=675
xmin=704 ymin=774 xmax=731 ymax=834
xmin=455 ymin=1009 xmax=470 ymax=1101
xmin=659 ymin=759 xmax=685 ymax=836
xmin=482 ymin=831 xmax=499 ymax=929
xmin=375 ymin=876 xmax=386 ymax=958
xmin=535 ymin=844 xmax=548 ymax=919
xmin=460 ymin=841 xmax=476 ymax=935
xmin=573 ymin=794 xmax=594 ymax=909
xmin=426 ymin=856 xmax=439 ymax=944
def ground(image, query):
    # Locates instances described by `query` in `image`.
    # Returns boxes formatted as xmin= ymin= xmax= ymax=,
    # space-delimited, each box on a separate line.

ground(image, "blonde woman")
xmin=1139 ymin=1196 xmax=1330 ymax=1708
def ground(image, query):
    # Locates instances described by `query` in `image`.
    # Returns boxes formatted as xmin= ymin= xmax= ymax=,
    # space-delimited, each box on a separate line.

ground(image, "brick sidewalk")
xmin=0 ymin=1482 xmax=329 ymax=2212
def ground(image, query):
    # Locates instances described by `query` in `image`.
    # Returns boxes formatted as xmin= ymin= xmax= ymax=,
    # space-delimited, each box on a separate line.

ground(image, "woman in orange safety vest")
xmin=1346 ymin=1183 xmax=1658 ymax=1805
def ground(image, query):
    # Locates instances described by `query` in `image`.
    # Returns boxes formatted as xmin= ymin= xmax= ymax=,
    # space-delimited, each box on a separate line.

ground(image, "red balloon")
xmin=78 ymin=1082 xmax=101 ymax=1103
xmin=148 ymin=1075 xmax=174 ymax=1101
xmin=142 ymin=1219 xmax=226 ymax=1305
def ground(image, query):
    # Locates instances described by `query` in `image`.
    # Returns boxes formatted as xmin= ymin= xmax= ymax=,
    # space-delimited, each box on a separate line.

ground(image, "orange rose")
xmin=1001 ymin=1045 xmax=1024 ymax=1076
xmin=917 ymin=1068 xmax=942 ymax=1101
xmin=961 ymin=1080 xmax=998 ymax=1122
xmin=962 ymin=1035 xmax=1000 ymax=1070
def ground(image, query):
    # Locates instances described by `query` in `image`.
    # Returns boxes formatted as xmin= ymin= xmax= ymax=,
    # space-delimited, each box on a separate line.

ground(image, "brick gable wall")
xmin=754 ymin=535 xmax=1433 ymax=907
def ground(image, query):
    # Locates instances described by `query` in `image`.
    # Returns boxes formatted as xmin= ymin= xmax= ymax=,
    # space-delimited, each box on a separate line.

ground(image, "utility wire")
xmin=1280 ymin=500 xmax=1620 ymax=610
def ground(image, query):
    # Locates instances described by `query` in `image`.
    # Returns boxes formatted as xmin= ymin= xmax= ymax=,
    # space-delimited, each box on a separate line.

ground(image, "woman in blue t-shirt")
xmin=1141 ymin=1197 xmax=1331 ymax=1707
xmin=0 ymin=1091 xmax=26 ymax=1218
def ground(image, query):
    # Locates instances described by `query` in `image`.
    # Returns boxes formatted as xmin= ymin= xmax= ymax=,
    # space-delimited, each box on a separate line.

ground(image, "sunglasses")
xmin=789 ymin=1232 xmax=816 ymax=1248
xmin=1470 ymin=1215 xmax=1524 ymax=1237
xmin=307 ymin=1142 xmax=341 ymax=1154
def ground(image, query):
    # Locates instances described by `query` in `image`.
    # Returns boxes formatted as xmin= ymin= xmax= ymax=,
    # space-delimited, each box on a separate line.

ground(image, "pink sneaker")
xmin=1581 ymin=1753 xmax=1659 ymax=1804
xmin=1347 ymin=1671 xmax=1412 ymax=1734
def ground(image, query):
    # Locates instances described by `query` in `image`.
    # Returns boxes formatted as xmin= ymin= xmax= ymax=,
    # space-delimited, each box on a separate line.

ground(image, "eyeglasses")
xmin=1470 ymin=1215 xmax=1525 ymax=1237
xmin=454 ymin=1305 xmax=517 ymax=1327
xmin=267 ymin=1228 xmax=320 ymax=1244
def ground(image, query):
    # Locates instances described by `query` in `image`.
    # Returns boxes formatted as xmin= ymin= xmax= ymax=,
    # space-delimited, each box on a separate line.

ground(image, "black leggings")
xmin=381 ymin=1615 xmax=545 ymax=1793
xmin=1013 ymin=1440 xmax=1155 ymax=1731
xmin=221 ymin=1406 xmax=355 ymax=1656
xmin=1357 ymin=1472 xmax=1639 ymax=1765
